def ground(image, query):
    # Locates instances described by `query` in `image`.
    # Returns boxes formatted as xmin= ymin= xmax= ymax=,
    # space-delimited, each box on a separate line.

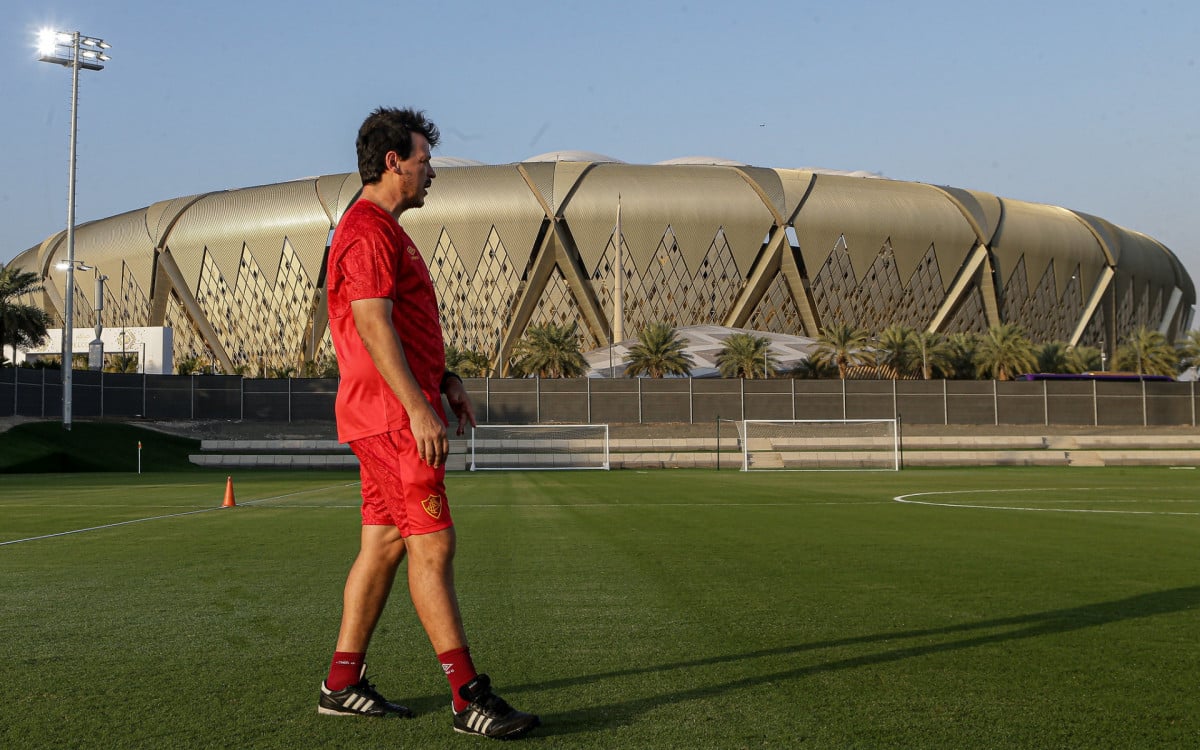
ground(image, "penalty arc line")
xmin=894 ymin=487 xmax=1200 ymax=516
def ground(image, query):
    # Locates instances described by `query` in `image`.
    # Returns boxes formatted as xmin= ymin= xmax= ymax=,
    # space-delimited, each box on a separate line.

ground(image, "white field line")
xmin=0 ymin=482 xmax=360 ymax=547
xmin=894 ymin=487 xmax=1200 ymax=516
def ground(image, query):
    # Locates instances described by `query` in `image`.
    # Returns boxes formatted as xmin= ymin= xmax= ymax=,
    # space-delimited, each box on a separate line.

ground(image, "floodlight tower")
xmin=37 ymin=28 xmax=111 ymax=429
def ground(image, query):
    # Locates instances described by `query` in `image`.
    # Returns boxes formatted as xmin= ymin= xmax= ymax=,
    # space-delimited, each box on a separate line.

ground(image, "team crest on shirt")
xmin=406 ymin=243 xmax=418 ymax=257
xmin=422 ymin=494 xmax=443 ymax=519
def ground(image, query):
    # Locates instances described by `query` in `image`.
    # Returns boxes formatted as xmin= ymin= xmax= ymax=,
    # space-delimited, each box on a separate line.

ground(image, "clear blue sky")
xmin=3 ymin=0 xmax=1198 ymax=300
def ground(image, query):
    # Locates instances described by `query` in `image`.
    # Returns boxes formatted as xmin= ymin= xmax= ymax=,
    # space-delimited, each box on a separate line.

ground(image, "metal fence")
xmin=2 ymin=371 xmax=1197 ymax=427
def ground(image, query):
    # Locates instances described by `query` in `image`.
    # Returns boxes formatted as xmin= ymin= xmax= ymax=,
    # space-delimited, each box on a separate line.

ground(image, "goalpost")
xmin=738 ymin=419 xmax=900 ymax=471
xmin=470 ymin=424 xmax=610 ymax=471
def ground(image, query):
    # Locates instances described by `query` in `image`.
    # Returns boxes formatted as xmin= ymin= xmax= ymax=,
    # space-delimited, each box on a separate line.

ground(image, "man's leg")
xmin=405 ymin=527 xmax=539 ymax=739
xmin=318 ymin=524 xmax=414 ymax=718
xmin=336 ymin=524 xmax=407 ymax=652
xmin=403 ymin=526 xmax=466 ymax=652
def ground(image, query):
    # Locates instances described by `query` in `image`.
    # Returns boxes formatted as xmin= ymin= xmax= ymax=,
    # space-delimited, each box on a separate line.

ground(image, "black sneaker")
xmin=453 ymin=674 xmax=539 ymax=740
xmin=318 ymin=666 xmax=413 ymax=718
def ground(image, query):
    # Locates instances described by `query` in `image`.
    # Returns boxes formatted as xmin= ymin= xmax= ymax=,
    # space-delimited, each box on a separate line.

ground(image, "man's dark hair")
xmin=356 ymin=107 xmax=440 ymax=185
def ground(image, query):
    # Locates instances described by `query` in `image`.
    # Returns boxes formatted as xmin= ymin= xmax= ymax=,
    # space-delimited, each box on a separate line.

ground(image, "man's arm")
xmin=350 ymin=297 xmax=448 ymax=467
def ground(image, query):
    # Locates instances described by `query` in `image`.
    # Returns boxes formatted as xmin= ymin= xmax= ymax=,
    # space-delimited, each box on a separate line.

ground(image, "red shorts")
xmin=349 ymin=429 xmax=454 ymax=536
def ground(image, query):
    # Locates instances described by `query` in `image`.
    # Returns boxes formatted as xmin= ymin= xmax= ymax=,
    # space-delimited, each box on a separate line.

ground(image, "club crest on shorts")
xmin=422 ymin=494 xmax=443 ymax=519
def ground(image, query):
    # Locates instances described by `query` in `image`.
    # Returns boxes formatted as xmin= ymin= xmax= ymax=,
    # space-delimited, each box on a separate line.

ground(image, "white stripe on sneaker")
xmin=467 ymin=711 xmax=494 ymax=734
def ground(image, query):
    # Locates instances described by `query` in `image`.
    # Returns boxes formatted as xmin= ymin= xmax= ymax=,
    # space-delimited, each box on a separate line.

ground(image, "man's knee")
xmin=406 ymin=527 xmax=457 ymax=568
xmin=360 ymin=525 xmax=407 ymax=566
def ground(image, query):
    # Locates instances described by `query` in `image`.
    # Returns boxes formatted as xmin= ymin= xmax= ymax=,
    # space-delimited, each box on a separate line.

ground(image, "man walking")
xmin=317 ymin=106 xmax=539 ymax=741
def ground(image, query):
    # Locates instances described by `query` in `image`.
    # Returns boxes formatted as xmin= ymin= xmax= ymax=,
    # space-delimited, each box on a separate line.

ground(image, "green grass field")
xmin=1 ymin=466 xmax=1198 ymax=748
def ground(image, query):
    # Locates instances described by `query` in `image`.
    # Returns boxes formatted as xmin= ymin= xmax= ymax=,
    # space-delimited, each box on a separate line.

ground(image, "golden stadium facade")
xmin=8 ymin=152 xmax=1195 ymax=374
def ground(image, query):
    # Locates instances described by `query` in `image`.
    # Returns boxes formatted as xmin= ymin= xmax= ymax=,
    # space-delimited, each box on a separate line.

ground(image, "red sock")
xmin=326 ymin=651 xmax=365 ymax=691
xmin=438 ymin=646 xmax=478 ymax=711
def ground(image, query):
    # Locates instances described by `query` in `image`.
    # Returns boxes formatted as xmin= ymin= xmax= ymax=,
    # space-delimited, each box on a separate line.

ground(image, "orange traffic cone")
xmin=222 ymin=476 xmax=237 ymax=508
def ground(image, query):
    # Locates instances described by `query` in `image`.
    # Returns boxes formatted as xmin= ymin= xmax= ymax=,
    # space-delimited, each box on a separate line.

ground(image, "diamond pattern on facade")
xmin=1007 ymin=261 xmax=1083 ymax=342
xmin=747 ymin=273 xmax=803 ymax=334
xmin=165 ymin=292 xmax=213 ymax=365
xmin=593 ymin=225 xmax=745 ymax=338
xmin=1080 ymin=304 xmax=1108 ymax=349
xmin=810 ymin=237 xmax=944 ymax=333
xmin=1001 ymin=256 xmax=1030 ymax=329
xmin=943 ymin=284 xmax=989 ymax=335
xmin=432 ymin=227 xmax=521 ymax=357
xmin=113 ymin=262 xmax=149 ymax=328
xmin=810 ymin=235 xmax=856 ymax=330
xmin=897 ymin=245 xmax=945 ymax=330
xmin=193 ymin=240 xmax=315 ymax=370
xmin=1115 ymin=276 xmax=1136 ymax=335
xmin=529 ymin=265 xmax=599 ymax=350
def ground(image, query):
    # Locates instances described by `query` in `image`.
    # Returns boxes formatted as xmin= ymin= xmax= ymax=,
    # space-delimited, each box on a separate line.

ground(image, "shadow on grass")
xmin=528 ymin=585 xmax=1200 ymax=737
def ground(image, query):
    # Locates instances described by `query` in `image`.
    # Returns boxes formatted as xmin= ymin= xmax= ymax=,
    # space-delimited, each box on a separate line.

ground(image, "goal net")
xmin=738 ymin=419 xmax=899 ymax=471
xmin=470 ymin=424 xmax=610 ymax=471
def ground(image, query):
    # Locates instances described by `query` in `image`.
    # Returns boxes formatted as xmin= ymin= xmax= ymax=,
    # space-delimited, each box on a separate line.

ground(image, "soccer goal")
xmin=738 ymin=419 xmax=900 ymax=471
xmin=470 ymin=424 xmax=610 ymax=471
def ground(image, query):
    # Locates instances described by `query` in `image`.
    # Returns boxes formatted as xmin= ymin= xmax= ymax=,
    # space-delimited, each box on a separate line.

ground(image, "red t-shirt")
xmin=326 ymin=199 xmax=446 ymax=443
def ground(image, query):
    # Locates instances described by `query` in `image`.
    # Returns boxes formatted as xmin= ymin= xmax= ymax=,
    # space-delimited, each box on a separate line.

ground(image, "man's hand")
xmin=443 ymin=378 xmax=477 ymax=436
xmin=410 ymin=400 xmax=450 ymax=467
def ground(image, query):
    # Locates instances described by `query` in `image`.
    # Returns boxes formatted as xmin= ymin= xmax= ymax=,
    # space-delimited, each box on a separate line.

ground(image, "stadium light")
xmin=38 ymin=28 xmax=111 ymax=429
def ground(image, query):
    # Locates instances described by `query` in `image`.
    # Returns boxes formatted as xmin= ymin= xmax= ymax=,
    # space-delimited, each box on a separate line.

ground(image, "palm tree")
xmin=790 ymin=356 xmax=837 ymax=379
xmin=0 ymin=264 xmax=51 ymax=366
xmin=1035 ymin=341 xmax=1071 ymax=374
xmin=1115 ymin=327 xmax=1177 ymax=376
xmin=104 ymin=353 xmax=140 ymax=373
xmin=176 ymin=356 xmax=204 ymax=375
xmin=810 ymin=323 xmax=874 ymax=379
xmin=716 ymin=332 xmax=775 ymax=378
xmin=945 ymin=333 xmax=978 ymax=380
xmin=511 ymin=322 xmax=587 ymax=378
xmin=1176 ymin=329 xmax=1200 ymax=374
xmin=445 ymin=345 xmax=491 ymax=378
xmin=624 ymin=322 xmax=694 ymax=378
xmin=912 ymin=330 xmax=954 ymax=380
xmin=1065 ymin=344 xmax=1102 ymax=374
xmin=974 ymin=323 xmax=1036 ymax=381
xmin=876 ymin=325 xmax=917 ymax=378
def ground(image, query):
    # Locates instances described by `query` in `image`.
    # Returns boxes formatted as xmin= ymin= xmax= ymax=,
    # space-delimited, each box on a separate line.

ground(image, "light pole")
xmin=38 ymin=28 xmax=111 ymax=429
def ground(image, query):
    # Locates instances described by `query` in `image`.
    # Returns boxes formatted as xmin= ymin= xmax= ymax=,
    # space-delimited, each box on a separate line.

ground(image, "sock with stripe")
xmin=438 ymin=646 xmax=478 ymax=712
xmin=326 ymin=651 xmax=366 ymax=691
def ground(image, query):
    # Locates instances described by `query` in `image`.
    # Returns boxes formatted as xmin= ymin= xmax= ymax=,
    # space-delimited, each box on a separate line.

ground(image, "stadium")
xmin=7 ymin=152 xmax=1195 ymax=374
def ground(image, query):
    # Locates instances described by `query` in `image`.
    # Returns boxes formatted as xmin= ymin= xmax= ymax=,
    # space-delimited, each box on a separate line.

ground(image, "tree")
xmin=1176 ymin=329 xmax=1200 ymax=373
xmin=1115 ymin=327 xmax=1177 ymax=376
xmin=715 ymin=332 xmax=775 ymax=379
xmin=974 ymin=323 xmax=1036 ymax=381
xmin=624 ymin=322 xmax=694 ymax=378
xmin=1035 ymin=341 xmax=1071 ymax=374
xmin=0 ymin=264 xmax=51 ymax=366
xmin=810 ymin=323 xmax=874 ymax=379
xmin=945 ymin=333 xmax=978 ymax=380
xmin=105 ymin=353 xmax=140 ymax=373
xmin=1065 ymin=344 xmax=1102 ymax=374
xmin=876 ymin=325 xmax=917 ymax=378
xmin=789 ymin=356 xmax=837 ymax=379
xmin=511 ymin=322 xmax=587 ymax=378
xmin=445 ymin=345 xmax=492 ymax=378
xmin=912 ymin=330 xmax=954 ymax=380
xmin=176 ymin=356 xmax=205 ymax=375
